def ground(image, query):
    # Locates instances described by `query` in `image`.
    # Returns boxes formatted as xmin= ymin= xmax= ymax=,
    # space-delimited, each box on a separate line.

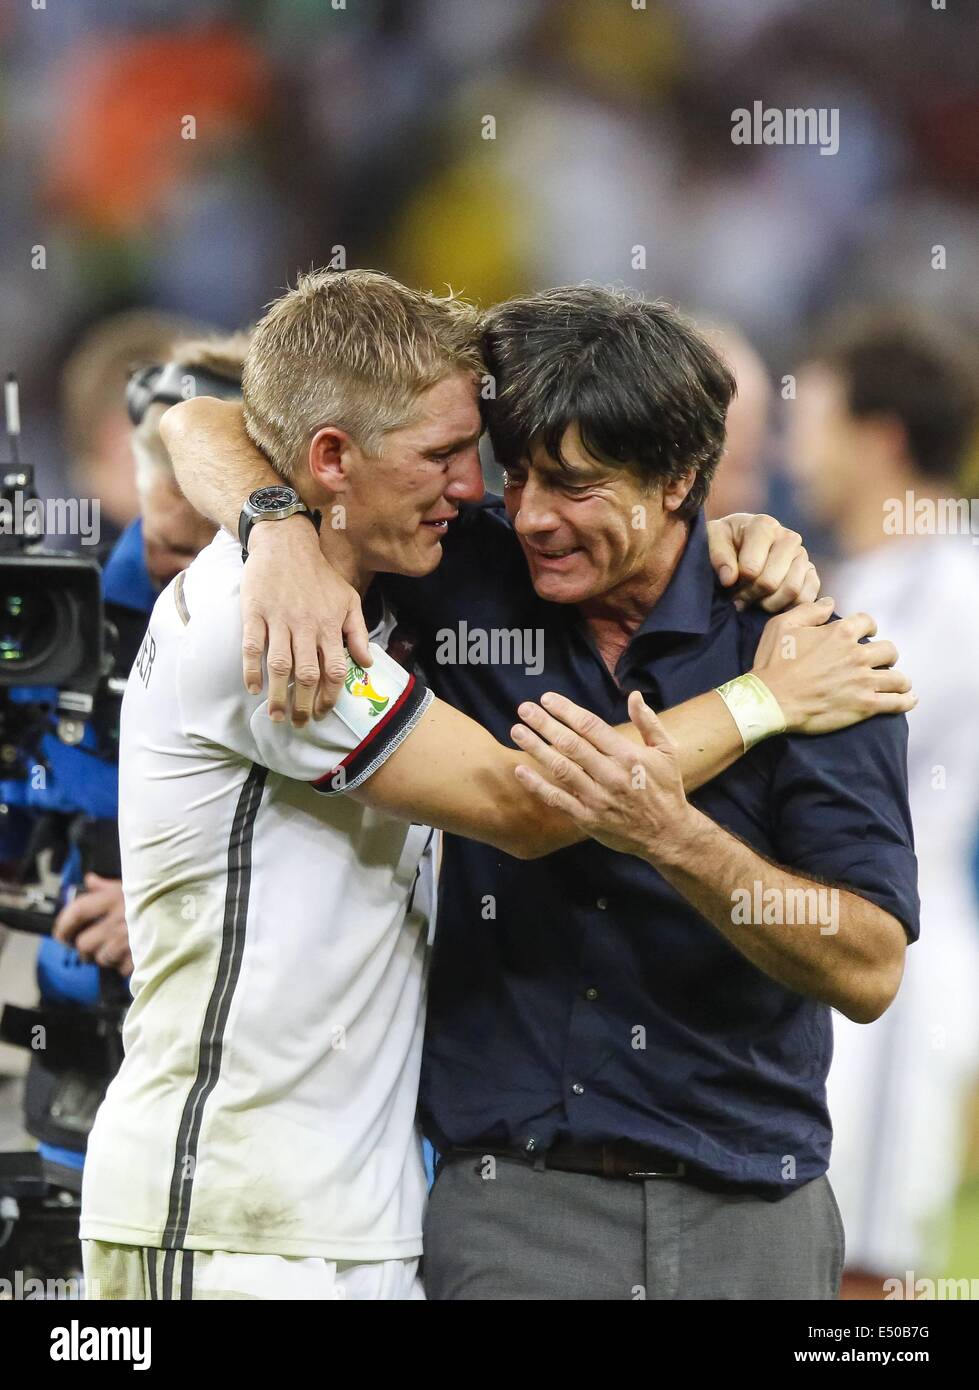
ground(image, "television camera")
xmin=0 ymin=376 xmax=131 ymax=1289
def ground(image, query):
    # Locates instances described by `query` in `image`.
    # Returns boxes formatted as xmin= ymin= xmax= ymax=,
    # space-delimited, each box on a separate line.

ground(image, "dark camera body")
xmin=0 ymin=463 xmax=111 ymax=778
xmin=0 ymin=552 xmax=103 ymax=692
xmin=0 ymin=469 xmax=130 ymax=1285
xmin=0 ymin=484 xmax=125 ymax=935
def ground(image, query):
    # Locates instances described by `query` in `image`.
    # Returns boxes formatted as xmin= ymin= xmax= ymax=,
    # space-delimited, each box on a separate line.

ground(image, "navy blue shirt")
xmin=383 ymin=499 xmax=919 ymax=1194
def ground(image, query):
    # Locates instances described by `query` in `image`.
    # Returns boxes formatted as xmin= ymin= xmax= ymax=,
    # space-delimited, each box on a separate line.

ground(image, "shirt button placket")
xmin=567 ymin=899 xmax=606 ymax=1112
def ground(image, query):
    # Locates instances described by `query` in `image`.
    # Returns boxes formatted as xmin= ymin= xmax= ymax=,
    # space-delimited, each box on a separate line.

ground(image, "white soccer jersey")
xmin=81 ymin=530 xmax=436 ymax=1262
xmin=826 ymin=536 xmax=979 ymax=1271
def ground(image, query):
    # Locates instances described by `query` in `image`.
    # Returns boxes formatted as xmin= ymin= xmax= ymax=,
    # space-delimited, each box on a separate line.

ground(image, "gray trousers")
xmin=423 ymin=1153 xmax=844 ymax=1300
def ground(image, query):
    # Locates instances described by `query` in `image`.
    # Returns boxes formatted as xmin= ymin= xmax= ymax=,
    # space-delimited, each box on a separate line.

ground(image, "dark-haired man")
xmin=162 ymin=282 xmax=918 ymax=1301
xmin=789 ymin=308 xmax=979 ymax=1298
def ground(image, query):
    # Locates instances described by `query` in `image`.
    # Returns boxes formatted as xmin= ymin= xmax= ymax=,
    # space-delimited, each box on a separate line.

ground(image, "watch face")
xmin=251 ymin=485 xmax=298 ymax=513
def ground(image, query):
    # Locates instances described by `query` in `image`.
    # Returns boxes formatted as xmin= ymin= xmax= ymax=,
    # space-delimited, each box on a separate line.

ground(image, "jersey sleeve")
xmin=247 ymin=643 xmax=432 ymax=795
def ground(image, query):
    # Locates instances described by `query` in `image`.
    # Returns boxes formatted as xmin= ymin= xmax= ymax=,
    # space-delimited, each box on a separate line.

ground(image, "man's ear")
xmin=663 ymin=470 xmax=696 ymax=513
xmin=309 ymin=426 xmax=356 ymax=492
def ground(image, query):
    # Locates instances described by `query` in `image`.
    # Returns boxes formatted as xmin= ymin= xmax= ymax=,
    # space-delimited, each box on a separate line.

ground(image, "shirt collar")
xmin=630 ymin=508 xmax=716 ymax=642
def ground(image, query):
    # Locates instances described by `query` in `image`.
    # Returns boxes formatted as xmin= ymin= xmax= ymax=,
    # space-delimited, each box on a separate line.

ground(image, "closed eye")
xmin=425 ymin=429 xmax=483 ymax=463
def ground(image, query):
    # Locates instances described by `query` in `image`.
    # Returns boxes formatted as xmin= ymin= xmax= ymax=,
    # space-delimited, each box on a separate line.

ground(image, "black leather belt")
xmin=441 ymin=1141 xmax=783 ymax=1199
xmin=444 ymin=1139 xmax=687 ymax=1182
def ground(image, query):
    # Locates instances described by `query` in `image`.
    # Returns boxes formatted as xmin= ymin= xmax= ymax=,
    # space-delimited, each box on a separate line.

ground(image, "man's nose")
xmin=445 ymin=448 xmax=485 ymax=504
xmin=513 ymin=475 xmax=559 ymax=535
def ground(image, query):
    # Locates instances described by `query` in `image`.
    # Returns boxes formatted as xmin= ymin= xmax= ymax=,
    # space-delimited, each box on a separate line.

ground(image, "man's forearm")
xmin=160 ymin=398 xmax=277 ymax=534
xmin=644 ymin=692 xmax=742 ymax=793
xmin=648 ymin=809 xmax=906 ymax=1023
xmin=505 ymin=690 xmax=746 ymax=855
xmin=359 ymin=688 xmax=748 ymax=862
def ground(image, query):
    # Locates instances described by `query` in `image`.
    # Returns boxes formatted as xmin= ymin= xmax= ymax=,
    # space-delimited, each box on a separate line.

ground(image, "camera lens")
xmin=0 ymin=555 xmax=101 ymax=689
xmin=0 ymin=584 xmax=62 ymax=672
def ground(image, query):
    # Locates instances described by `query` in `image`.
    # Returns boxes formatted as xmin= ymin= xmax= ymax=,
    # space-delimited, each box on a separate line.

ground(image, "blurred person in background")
xmin=788 ymin=308 xmax=979 ymax=1298
xmin=125 ymin=334 xmax=248 ymax=589
xmin=60 ymin=310 xmax=202 ymax=540
xmin=703 ymin=322 xmax=774 ymax=521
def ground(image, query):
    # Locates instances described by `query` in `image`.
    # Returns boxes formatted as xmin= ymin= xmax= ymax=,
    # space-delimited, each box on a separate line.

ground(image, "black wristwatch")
xmin=238 ymin=486 xmax=321 ymax=561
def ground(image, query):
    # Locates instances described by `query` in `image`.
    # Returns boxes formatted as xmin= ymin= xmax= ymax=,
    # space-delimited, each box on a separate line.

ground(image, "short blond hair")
xmin=242 ymin=268 xmax=483 ymax=480
xmin=133 ymin=330 xmax=250 ymax=493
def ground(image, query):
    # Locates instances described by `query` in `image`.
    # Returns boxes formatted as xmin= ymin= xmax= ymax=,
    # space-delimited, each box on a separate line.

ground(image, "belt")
xmin=443 ymin=1140 xmax=687 ymax=1182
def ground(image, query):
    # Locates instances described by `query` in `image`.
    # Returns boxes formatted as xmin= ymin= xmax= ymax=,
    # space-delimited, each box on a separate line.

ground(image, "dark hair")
xmin=807 ymin=308 xmax=979 ymax=481
xmin=480 ymin=286 xmax=737 ymax=519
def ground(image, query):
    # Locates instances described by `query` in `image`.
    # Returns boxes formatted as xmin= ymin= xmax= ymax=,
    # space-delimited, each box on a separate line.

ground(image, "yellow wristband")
xmin=715 ymin=673 xmax=787 ymax=751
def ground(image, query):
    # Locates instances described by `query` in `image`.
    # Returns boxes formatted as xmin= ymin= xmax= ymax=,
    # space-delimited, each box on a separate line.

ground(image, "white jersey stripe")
xmin=162 ymin=764 xmax=267 ymax=1248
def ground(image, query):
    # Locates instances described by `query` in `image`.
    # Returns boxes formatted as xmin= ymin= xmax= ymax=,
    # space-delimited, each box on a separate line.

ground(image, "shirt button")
xmin=585 ymin=987 xmax=599 ymax=1001
xmin=596 ymin=897 xmax=608 ymax=911
xmin=571 ymin=1082 xmax=585 ymax=1096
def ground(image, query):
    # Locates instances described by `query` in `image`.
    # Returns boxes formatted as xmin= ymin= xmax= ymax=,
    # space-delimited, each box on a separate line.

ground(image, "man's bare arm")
xmin=649 ymin=807 xmax=906 ymax=1024
xmin=351 ymin=691 xmax=744 ymax=860
xmin=161 ymin=397 xmax=274 ymax=534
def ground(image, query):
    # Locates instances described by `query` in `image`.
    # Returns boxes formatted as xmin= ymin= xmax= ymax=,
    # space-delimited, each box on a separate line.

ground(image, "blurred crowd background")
xmin=2 ymin=0 xmax=979 ymax=1294
xmin=4 ymin=0 xmax=979 ymax=527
